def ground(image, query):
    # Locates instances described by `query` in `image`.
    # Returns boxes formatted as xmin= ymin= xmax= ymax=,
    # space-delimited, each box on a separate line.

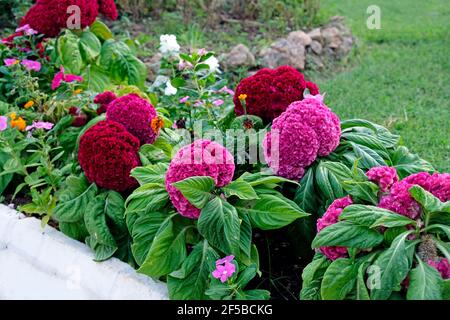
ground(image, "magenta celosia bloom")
xmin=212 ymin=255 xmax=236 ymax=283
xmin=4 ymin=58 xmax=19 ymax=66
xmin=366 ymin=166 xmax=399 ymax=192
xmin=428 ymin=258 xmax=450 ymax=279
xmin=26 ymin=121 xmax=54 ymax=131
xmin=51 ymin=66 xmax=83 ymax=90
xmin=21 ymin=59 xmax=41 ymax=72
xmin=106 ymin=94 xmax=158 ymax=145
xmin=0 ymin=116 xmax=7 ymax=131
xmin=379 ymin=172 xmax=449 ymax=220
xmin=317 ymin=195 xmax=353 ymax=260
xmin=165 ymin=140 xmax=235 ymax=219
xmin=263 ymin=98 xmax=340 ymax=180
xmin=94 ymin=91 xmax=117 ymax=114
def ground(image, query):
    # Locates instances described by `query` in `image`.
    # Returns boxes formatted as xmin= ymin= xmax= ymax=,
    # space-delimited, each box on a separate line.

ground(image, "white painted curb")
xmin=0 ymin=204 xmax=168 ymax=300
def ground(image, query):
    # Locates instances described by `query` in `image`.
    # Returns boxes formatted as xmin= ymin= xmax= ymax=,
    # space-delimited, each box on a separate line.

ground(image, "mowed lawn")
xmin=314 ymin=0 xmax=450 ymax=171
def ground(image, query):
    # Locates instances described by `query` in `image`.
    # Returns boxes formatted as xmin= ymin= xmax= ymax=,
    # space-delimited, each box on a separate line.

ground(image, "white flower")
xmin=164 ymin=81 xmax=178 ymax=96
xmin=203 ymin=56 xmax=220 ymax=73
xmin=159 ymin=34 xmax=180 ymax=55
xmin=153 ymin=75 xmax=169 ymax=88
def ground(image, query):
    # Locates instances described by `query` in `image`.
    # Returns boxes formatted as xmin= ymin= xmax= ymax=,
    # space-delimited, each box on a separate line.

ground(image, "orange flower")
xmin=73 ymin=89 xmax=83 ymax=95
xmin=24 ymin=100 xmax=35 ymax=109
xmin=151 ymin=116 xmax=164 ymax=134
xmin=238 ymin=94 xmax=247 ymax=101
xmin=10 ymin=114 xmax=26 ymax=131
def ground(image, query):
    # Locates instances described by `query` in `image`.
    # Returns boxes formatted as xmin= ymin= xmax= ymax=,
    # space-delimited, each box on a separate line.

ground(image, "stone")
xmin=144 ymin=53 xmax=162 ymax=81
xmin=287 ymin=30 xmax=312 ymax=46
xmin=260 ymin=38 xmax=306 ymax=70
xmin=321 ymin=27 xmax=342 ymax=49
xmin=309 ymin=40 xmax=323 ymax=55
xmin=306 ymin=54 xmax=324 ymax=70
xmin=307 ymin=28 xmax=322 ymax=41
xmin=222 ymin=44 xmax=255 ymax=70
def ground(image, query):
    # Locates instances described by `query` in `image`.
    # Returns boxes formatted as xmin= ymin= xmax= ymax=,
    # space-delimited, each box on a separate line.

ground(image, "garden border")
xmin=0 ymin=204 xmax=168 ymax=300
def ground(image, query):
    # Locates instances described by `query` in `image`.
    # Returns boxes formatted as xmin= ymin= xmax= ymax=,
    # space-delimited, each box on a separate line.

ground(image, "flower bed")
xmin=0 ymin=2 xmax=448 ymax=300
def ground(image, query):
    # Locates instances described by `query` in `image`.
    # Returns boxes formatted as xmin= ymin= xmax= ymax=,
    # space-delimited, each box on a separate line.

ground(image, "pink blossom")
xmin=26 ymin=121 xmax=54 ymax=131
xmin=428 ymin=258 xmax=450 ymax=279
xmin=317 ymin=196 xmax=353 ymax=260
xmin=15 ymin=24 xmax=37 ymax=36
xmin=4 ymin=58 xmax=19 ymax=66
xmin=179 ymin=96 xmax=190 ymax=103
xmin=366 ymin=166 xmax=399 ymax=192
xmin=194 ymin=100 xmax=203 ymax=107
xmin=21 ymin=59 xmax=41 ymax=72
xmin=213 ymin=99 xmax=224 ymax=106
xmin=303 ymin=93 xmax=325 ymax=103
xmin=212 ymin=255 xmax=236 ymax=283
xmin=51 ymin=66 xmax=83 ymax=90
xmin=219 ymin=86 xmax=235 ymax=96
xmin=0 ymin=116 xmax=8 ymax=131
xmin=198 ymin=48 xmax=207 ymax=56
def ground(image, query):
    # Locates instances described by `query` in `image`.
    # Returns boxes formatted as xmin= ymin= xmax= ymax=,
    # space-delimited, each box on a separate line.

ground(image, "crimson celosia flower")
xmin=94 ymin=91 xmax=117 ymax=114
xmin=366 ymin=166 xmax=399 ymax=192
xmin=263 ymin=98 xmax=340 ymax=180
xmin=316 ymin=196 xmax=353 ymax=260
xmin=428 ymin=258 xmax=450 ymax=279
xmin=165 ymin=140 xmax=235 ymax=219
xmin=78 ymin=120 xmax=140 ymax=191
xmin=69 ymin=107 xmax=87 ymax=127
xmin=233 ymin=66 xmax=320 ymax=122
xmin=20 ymin=0 xmax=118 ymax=38
xmin=106 ymin=94 xmax=158 ymax=145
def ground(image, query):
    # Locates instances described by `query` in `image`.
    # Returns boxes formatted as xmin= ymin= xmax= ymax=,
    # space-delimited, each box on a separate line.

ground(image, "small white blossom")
xmin=159 ymin=34 xmax=180 ymax=55
xmin=204 ymin=56 xmax=220 ymax=73
xmin=164 ymin=81 xmax=178 ymax=96
xmin=152 ymin=75 xmax=169 ymax=88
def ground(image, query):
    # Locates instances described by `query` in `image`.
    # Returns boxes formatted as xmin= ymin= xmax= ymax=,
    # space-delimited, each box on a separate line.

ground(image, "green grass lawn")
xmin=313 ymin=0 xmax=450 ymax=171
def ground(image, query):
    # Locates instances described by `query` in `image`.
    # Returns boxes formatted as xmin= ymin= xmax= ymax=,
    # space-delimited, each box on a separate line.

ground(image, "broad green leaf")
xmin=89 ymin=20 xmax=113 ymax=41
xmin=443 ymin=279 xmax=450 ymax=300
xmin=425 ymin=224 xmax=450 ymax=239
xmin=79 ymin=30 xmax=101 ymax=62
xmin=342 ymin=181 xmax=379 ymax=205
xmin=294 ymin=167 xmax=318 ymax=214
xmin=84 ymin=195 xmax=117 ymax=247
xmin=223 ymin=180 xmax=259 ymax=200
xmin=435 ymin=239 xmax=450 ymax=261
xmin=53 ymin=183 xmax=98 ymax=223
xmin=57 ymin=30 xmax=83 ymax=74
xmin=407 ymin=257 xmax=443 ymax=300
xmin=82 ymin=65 xmax=111 ymax=92
xmin=351 ymin=142 xmax=387 ymax=169
xmin=85 ymin=236 xmax=117 ymax=262
xmin=130 ymin=163 xmax=168 ymax=186
xmin=409 ymin=185 xmax=450 ymax=214
xmin=111 ymin=51 xmax=147 ymax=87
xmin=315 ymin=163 xmax=344 ymax=202
xmin=340 ymin=205 xmax=416 ymax=228
xmin=172 ymin=176 xmax=215 ymax=209
xmin=236 ymin=289 xmax=271 ymax=300
xmin=370 ymin=231 xmax=416 ymax=300
xmin=168 ymin=240 xmax=219 ymax=300
xmin=239 ymin=172 xmax=297 ymax=187
xmin=236 ymin=264 xmax=259 ymax=288
xmin=59 ymin=221 xmax=89 ymax=242
xmin=391 ymin=146 xmax=435 ymax=179
xmin=238 ymin=210 xmax=252 ymax=264
xmin=355 ymin=262 xmax=371 ymax=300
xmin=237 ymin=194 xmax=308 ymax=231
xmin=198 ymin=197 xmax=240 ymax=256
xmin=138 ymin=214 xmax=187 ymax=277
xmin=104 ymin=191 xmax=126 ymax=233
xmin=125 ymin=183 xmax=168 ymax=214
xmin=321 ymin=258 xmax=359 ymax=300
xmin=312 ymin=221 xmax=383 ymax=249
xmin=300 ymin=254 xmax=331 ymax=300
xmin=341 ymin=119 xmax=378 ymax=132
xmin=342 ymin=132 xmax=389 ymax=156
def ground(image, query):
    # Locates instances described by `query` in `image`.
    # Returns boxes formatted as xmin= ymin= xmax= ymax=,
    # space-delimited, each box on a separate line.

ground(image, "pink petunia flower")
xmin=15 ymin=24 xmax=38 ymax=36
xmin=213 ymin=99 xmax=224 ymax=106
xmin=51 ymin=66 xmax=83 ymax=90
xmin=4 ymin=58 xmax=19 ymax=66
xmin=194 ymin=100 xmax=203 ymax=107
xmin=21 ymin=59 xmax=41 ymax=72
xmin=26 ymin=121 xmax=54 ymax=131
xmin=198 ymin=48 xmax=207 ymax=56
xmin=0 ymin=116 xmax=8 ymax=131
xmin=179 ymin=96 xmax=190 ymax=103
xmin=219 ymin=86 xmax=235 ymax=96
xmin=212 ymin=255 xmax=236 ymax=283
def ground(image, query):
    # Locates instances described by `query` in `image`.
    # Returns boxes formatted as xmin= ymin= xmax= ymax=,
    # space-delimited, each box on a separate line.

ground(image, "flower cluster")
xmin=106 ymin=94 xmax=159 ymax=145
xmin=316 ymin=196 xmax=353 ymax=260
xmin=78 ymin=120 xmax=141 ymax=192
xmin=52 ymin=67 xmax=83 ymax=90
xmin=263 ymin=96 xmax=341 ymax=180
xmin=165 ymin=140 xmax=235 ymax=219
xmin=379 ymin=172 xmax=450 ymax=220
xmin=428 ymin=258 xmax=450 ymax=279
xmin=233 ymin=66 xmax=320 ymax=123
xmin=4 ymin=58 xmax=41 ymax=72
xmin=212 ymin=255 xmax=236 ymax=283
xmin=20 ymin=0 xmax=118 ymax=37
xmin=366 ymin=166 xmax=399 ymax=192
xmin=94 ymin=91 xmax=117 ymax=114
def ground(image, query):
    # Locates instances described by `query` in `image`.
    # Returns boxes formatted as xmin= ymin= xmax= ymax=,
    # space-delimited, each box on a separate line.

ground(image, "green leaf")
xmin=425 ymin=224 xmax=450 ymax=239
xmin=355 ymin=262 xmax=371 ymax=300
xmin=53 ymin=183 xmax=98 ymax=223
xmin=111 ymin=52 xmax=147 ymax=87
xmin=342 ymin=132 xmax=389 ymax=156
xmin=312 ymin=221 xmax=383 ymax=249
xmin=59 ymin=221 xmax=89 ymax=242
xmin=138 ymin=214 xmax=187 ymax=277
xmin=370 ymin=231 xmax=416 ymax=300
xmin=79 ymin=30 xmax=101 ymax=62
xmin=294 ymin=167 xmax=318 ymax=214
xmin=85 ymin=236 xmax=117 ymax=262
xmin=407 ymin=257 xmax=443 ymax=300
xmin=300 ymin=254 xmax=331 ymax=300
xmin=238 ymin=210 xmax=252 ymax=264
xmin=89 ymin=20 xmax=113 ymax=41
xmin=82 ymin=65 xmax=111 ymax=92
xmin=443 ymin=279 xmax=450 ymax=300
xmin=340 ymin=205 xmax=416 ymax=228
xmin=223 ymin=180 xmax=259 ymax=200
xmin=236 ymin=289 xmax=271 ymax=300
xmin=172 ymin=176 xmax=215 ymax=209
xmin=198 ymin=197 xmax=240 ymax=256
xmin=168 ymin=240 xmax=219 ymax=300
xmin=237 ymin=194 xmax=308 ymax=231
xmin=239 ymin=172 xmax=297 ymax=187
xmin=125 ymin=183 xmax=168 ymax=214
xmin=321 ymin=258 xmax=359 ymax=300
xmin=236 ymin=264 xmax=259 ymax=288
xmin=409 ymin=185 xmax=450 ymax=214
xmin=104 ymin=191 xmax=126 ymax=233
xmin=391 ymin=146 xmax=435 ymax=179
xmin=342 ymin=181 xmax=379 ymax=205
xmin=130 ymin=163 xmax=168 ymax=186
xmin=350 ymin=142 xmax=387 ymax=169
xmin=315 ymin=163 xmax=344 ymax=202
xmin=57 ymin=30 xmax=83 ymax=74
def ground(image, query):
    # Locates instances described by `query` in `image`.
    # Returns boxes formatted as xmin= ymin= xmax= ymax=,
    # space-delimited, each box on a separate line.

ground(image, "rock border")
xmin=0 ymin=204 xmax=168 ymax=300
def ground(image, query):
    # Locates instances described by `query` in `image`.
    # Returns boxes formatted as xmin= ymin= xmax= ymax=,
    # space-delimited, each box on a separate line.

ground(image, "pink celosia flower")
xmin=427 ymin=258 xmax=450 ymax=279
xmin=26 ymin=121 xmax=54 ymax=131
xmin=21 ymin=59 xmax=41 ymax=72
xmin=219 ymin=86 xmax=235 ymax=96
xmin=179 ymin=96 xmax=190 ymax=103
xmin=213 ymin=99 xmax=224 ymax=106
xmin=165 ymin=139 xmax=235 ymax=219
xmin=317 ymin=195 xmax=353 ymax=260
xmin=212 ymin=255 xmax=236 ymax=283
xmin=379 ymin=172 xmax=450 ymax=220
xmin=16 ymin=24 xmax=37 ymax=36
xmin=0 ymin=116 xmax=8 ymax=131
xmin=51 ymin=66 xmax=83 ymax=90
xmin=366 ymin=166 xmax=399 ymax=192
xmin=4 ymin=58 xmax=19 ymax=66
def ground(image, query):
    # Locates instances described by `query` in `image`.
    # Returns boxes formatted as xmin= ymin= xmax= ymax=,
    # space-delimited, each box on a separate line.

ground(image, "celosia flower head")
xmin=212 ymin=255 xmax=236 ymax=283
xmin=106 ymin=94 xmax=159 ymax=145
xmin=366 ymin=166 xmax=399 ymax=192
xmin=94 ymin=91 xmax=117 ymax=114
xmin=165 ymin=140 xmax=235 ymax=219
xmin=428 ymin=258 xmax=450 ymax=279
xmin=317 ymin=196 xmax=353 ymax=260
xmin=78 ymin=120 xmax=140 ymax=192
xmin=234 ymin=66 xmax=320 ymax=123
